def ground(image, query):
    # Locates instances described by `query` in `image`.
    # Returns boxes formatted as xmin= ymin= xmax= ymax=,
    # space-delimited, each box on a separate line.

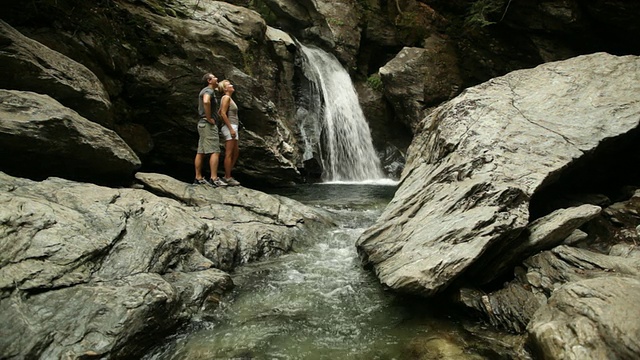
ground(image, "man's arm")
xmin=203 ymin=93 xmax=215 ymax=125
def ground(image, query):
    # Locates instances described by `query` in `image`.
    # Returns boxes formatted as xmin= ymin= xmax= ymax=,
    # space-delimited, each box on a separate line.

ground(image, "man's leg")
xmin=195 ymin=153 xmax=205 ymax=180
xmin=209 ymin=152 xmax=220 ymax=180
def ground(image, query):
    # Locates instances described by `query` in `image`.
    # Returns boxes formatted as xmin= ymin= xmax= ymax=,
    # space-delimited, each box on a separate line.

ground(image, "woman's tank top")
xmin=222 ymin=95 xmax=239 ymax=126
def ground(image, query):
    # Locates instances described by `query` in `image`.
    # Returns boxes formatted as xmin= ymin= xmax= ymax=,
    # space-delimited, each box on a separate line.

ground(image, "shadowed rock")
xmin=0 ymin=20 xmax=113 ymax=128
xmin=0 ymin=90 xmax=140 ymax=184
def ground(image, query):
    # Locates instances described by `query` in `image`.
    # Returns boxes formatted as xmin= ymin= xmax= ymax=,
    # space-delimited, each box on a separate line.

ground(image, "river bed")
xmin=145 ymin=184 xmax=521 ymax=359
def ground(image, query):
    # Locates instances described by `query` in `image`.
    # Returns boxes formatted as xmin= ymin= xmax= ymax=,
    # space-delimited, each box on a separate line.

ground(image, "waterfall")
xmin=296 ymin=43 xmax=384 ymax=182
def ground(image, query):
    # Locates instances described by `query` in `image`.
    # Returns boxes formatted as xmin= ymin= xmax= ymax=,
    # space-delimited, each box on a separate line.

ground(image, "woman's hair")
xmin=218 ymin=80 xmax=231 ymax=93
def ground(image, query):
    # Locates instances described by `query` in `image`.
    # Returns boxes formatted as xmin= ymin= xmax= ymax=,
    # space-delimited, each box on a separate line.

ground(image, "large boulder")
xmin=379 ymin=35 xmax=463 ymax=133
xmin=0 ymin=90 xmax=140 ymax=184
xmin=356 ymin=52 xmax=640 ymax=297
xmin=458 ymin=241 xmax=640 ymax=334
xmin=0 ymin=170 xmax=331 ymax=358
xmin=527 ymin=276 xmax=640 ymax=359
xmin=0 ymin=20 xmax=113 ymax=128
xmin=0 ymin=173 xmax=229 ymax=358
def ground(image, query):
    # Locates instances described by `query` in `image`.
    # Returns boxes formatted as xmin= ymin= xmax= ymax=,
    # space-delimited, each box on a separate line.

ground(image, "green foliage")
xmin=328 ymin=18 xmax=345 ymax=27
xmin=464 ymin=0 xmax=509 ymax=29
xmin=366 ymin=74 xmax=383 ymax=92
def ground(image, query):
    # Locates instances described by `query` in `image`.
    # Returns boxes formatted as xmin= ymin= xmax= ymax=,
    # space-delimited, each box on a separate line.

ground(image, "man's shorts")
xmin=197 ymin=120 xmax=220 ymax=154
xmin=220 ymin=124 xmax=239 ymax=141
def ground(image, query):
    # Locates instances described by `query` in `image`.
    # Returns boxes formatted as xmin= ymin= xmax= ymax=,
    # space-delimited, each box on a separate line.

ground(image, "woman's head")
xmin=218 ymin=80 xmax=234 ymax=94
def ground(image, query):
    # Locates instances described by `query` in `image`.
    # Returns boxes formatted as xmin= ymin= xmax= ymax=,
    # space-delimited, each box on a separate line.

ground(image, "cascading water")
xmin=296 ymin=44 xmax=384 ymax=182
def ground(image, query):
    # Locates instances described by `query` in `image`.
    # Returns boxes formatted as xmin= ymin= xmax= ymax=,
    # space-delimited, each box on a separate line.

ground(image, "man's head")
xmin=202 ymin=73 xmax=218 ymax=87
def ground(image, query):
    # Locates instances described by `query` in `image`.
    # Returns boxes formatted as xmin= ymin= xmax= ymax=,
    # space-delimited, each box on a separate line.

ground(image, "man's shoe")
xmin=224 ymin=177 xmax=240 ymax=186
xmin=210 ymin=177 xmax=228 ymax=187
xmin=194 ymin=178 xmax=209 ymax=185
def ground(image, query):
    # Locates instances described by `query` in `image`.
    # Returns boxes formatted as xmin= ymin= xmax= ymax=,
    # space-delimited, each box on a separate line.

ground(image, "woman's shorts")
xmin=221 ymin=124 xmax=239 ymax=141
xmin=197 ymin=120 xmax=220 ymax=154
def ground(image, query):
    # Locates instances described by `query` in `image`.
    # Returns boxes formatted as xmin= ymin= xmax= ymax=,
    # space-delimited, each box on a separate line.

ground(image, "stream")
xmin=145 ymin=183 xmax=517 ymax=359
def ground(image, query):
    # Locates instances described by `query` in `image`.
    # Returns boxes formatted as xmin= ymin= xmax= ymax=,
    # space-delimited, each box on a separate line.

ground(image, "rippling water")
xmin=145 ymin=184 xmax=513 ymax=360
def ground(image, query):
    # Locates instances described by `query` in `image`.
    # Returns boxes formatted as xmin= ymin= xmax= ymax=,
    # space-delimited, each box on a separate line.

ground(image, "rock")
xmin=0 ymin=90 xmax=141 ymax=184
xmin=0 ymin=171 xmax=331 ymax=358
xmin=380 ymin=36 xmax=463 ymax=133
xmin=1 ymin=273 xmax=180 ymax=359
xmin=357 ymin=53 xmax=640 ymax=297
xmin=0 ymin=172 xmax=230 ymax=358
xmin=609 ymin=243 xmax=640 ymax=259
xmin=457 ymin=283 xmax=544 ymax=334
xmin=0 ymin=1 xmax=304 ymax=185
xmin=471 ymin=204 xmax=602 ymax=282
xmin=262 ymin=0 xmax=362 ymax=67
xmin=134 ymin=172 xmax=332 ymax=227
xmin=134 ymin=172 xmax=334 ymax=269
xmin=562 ymin=229 xmax=589 ymax=245
xmin=0 ymin=20 xmax=113 ymax=128
xmin=524 ymin=245 xmax=640 ymax=295
xmin=527 ymin=277 xmax=640 ymax=360
xmin=457 ymin=240 xmax=640 ymax=336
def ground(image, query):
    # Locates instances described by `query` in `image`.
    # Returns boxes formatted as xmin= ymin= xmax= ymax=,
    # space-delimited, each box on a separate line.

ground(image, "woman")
xmin=217 ymin=79 xmax=241 ymax=186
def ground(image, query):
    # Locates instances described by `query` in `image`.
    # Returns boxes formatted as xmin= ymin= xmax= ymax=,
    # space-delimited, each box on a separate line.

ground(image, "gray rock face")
xmin=134 ymin=172 xmax=334 ymax=269
xmin=471 ymin=204 xmax=602 ymax=283
xmin=0 ymin=2 xmax=303 ymax=186
xmin=380 ymin=36 xmax=463 ymax=133
xmin=0 ymin=90 xmax=140 ymax=183
xmin=456 ymin=182 xmax=640 ymax=338
xmin=0 ymin=20 xmax=113 ymax=128
xmin=527 ymin=276 xmax=640 ymax=360
xmin=262 ymin=0 xmax=362 ymax=67
xmin=459 ymin=241 xmax=640 ymax=335
xmin=357 ymin=53 xmax=640 ymax=297
xmin=0 ymin=171 xmax=331 ymax=358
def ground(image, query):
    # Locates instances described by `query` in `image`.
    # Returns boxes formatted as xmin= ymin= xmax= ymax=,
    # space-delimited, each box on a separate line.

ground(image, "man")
xmin=194 ymin=73 xmax=227 ymax=187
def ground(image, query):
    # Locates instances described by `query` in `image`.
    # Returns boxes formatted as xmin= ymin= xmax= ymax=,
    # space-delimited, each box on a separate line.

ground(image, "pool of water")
xmin=145 ymin=184 xmax=520 ymax=359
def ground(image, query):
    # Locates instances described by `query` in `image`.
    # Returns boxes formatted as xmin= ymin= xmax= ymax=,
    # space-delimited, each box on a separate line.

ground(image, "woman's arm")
xmin=219 ymin=95 xmax=232 ymax=128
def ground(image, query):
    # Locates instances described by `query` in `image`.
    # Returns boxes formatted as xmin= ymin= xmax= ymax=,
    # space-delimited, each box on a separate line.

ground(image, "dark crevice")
xmin=529 ymin=124 xmax=640 ymax=221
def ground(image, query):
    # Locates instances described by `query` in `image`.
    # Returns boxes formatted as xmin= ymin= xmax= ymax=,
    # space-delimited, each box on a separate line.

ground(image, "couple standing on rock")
xmin=194 ymin=73 xmax=241 ymax=187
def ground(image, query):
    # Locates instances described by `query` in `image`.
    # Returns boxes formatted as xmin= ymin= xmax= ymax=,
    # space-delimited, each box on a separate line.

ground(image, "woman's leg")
xmin=224 ymin=139 xmax=235 ymax=179
xmin=231 ymin=140 xmax=240 ymax=169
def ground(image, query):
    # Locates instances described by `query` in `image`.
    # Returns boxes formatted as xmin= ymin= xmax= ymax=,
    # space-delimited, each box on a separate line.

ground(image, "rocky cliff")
xmin=2 ymin=0 xmax=640 ymax=358
xmin=1 ymin=0 xmax=638 ymax=185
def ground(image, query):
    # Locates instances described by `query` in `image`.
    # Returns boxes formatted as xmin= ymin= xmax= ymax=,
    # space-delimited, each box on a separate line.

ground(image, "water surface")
xmin=146 ymin=184 xmax=510 ymax=359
